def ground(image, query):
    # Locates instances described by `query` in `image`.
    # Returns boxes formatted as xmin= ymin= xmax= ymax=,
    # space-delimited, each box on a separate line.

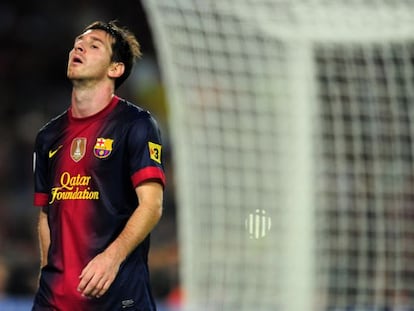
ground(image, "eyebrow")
xmin=75 ymin=34 xmax=106 ymax=45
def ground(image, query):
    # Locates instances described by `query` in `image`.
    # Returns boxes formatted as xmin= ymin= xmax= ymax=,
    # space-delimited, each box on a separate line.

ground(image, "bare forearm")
xmin=106 ymin=201 xmax=162 ymax=262
xmin=105 ymin=182 xmax=163 ymax=263
xmin=77 ymin=181 xmax=163 ymax=298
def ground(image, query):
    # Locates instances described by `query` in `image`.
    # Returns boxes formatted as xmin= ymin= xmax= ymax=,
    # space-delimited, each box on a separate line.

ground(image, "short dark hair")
xmin=83 ymin=20 xmax=142 ymax=89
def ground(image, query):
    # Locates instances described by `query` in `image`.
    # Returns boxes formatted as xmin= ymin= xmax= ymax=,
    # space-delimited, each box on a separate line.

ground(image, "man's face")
xmin=67 ymin=29 xmax=114 ymax=83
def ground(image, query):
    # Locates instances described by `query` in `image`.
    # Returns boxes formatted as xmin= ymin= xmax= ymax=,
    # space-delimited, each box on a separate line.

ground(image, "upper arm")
xmin=38 ymin=207 xmax=50 ymax=267
xmin=135 ymin=181 xmax=164 ymax=215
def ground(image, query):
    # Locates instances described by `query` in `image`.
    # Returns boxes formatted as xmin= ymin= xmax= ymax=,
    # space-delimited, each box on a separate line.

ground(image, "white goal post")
xmin=142 ymin=1 xmax=414 ymax=310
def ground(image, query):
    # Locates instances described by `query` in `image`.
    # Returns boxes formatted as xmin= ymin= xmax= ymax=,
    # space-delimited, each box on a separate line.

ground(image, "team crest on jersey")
xmin=70 ymin=138 xmax=87 ymax=162
xmin=148 ymin=141 xmax=162 ymax=164
xmin=94 ymin=137 xmax=114 ymax=159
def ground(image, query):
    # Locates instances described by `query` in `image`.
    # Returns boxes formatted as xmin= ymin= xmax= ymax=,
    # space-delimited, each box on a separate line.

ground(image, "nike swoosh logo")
xmin=49 ymin=145 xmax=63 ymax=158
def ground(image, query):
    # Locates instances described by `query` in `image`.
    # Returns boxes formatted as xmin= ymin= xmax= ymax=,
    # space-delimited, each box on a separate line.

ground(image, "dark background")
xmin=0 ymin=0 xmax=179 ymax=306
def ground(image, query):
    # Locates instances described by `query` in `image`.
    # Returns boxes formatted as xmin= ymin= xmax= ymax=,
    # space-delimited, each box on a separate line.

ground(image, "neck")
xmin=70 ymin=82 xmax=115 ymax=118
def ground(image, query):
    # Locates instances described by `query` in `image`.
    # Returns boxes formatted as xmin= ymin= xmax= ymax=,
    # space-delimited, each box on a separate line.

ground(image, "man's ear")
xmin=108 ymin=62 xmax=125 ymax=79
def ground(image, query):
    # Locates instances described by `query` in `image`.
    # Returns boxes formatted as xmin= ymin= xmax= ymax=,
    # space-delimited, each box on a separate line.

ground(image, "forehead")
xmin=76 ymin=29 xmax=113 ymax=45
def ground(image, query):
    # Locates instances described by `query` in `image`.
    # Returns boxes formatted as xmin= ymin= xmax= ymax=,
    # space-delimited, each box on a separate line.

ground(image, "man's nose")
xmin=75 ymin=44 xmax=84 ymax=53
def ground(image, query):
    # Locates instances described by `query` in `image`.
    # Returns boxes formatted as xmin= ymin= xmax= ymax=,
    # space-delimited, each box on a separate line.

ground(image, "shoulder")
xmin=117 ymin=99 xmax=151 ymax=119
xmin=116 ymin=99 xmax=160 ymax=129
xmin=35 ymin=110 xmax=68 ymax=143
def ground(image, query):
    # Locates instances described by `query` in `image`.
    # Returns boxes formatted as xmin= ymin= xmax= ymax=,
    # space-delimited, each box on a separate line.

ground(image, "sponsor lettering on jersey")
xmin=148 ymin=141 xmax=162 ymax=164
xmin=94 ymin=137 xmax=114 ymax=159
xmin=49 ymin=172 xmax=99 ymax=204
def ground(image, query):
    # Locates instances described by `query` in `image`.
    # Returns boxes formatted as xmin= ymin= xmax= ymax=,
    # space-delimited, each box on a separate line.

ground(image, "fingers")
xmin=77 ymin=264 xmax=93 ymax=295
xmin=86 ymin=278 xmax=112 ymax=298
xmin=77 ymin=252 xmax=121 ymax=299
xmin=77 ymin=266 xmax=114 ymax=298
xmin=95 ymin=280 xmax=111 ymax=298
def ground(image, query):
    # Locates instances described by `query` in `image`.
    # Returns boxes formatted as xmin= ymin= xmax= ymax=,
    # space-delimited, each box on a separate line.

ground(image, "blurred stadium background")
xmin=3 ymin=1 xmax=414 ymax=311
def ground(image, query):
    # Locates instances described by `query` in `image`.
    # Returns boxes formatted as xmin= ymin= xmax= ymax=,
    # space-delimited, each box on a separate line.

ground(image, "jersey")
xmin=32 ymin=96 xmax=165 ymax=311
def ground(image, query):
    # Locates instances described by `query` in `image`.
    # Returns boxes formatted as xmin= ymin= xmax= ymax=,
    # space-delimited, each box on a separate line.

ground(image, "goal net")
xmin=142 ymin=1 xmax=414 ymax=310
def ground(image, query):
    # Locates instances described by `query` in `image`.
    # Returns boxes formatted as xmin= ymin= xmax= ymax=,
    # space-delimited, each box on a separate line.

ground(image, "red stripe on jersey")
xmin=131 ymin=167 xmax=166 ymax=188
xmin=34 ymin=192 xmax=49 ymax=206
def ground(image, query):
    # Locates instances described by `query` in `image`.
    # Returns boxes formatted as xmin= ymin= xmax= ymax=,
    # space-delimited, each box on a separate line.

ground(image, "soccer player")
xmin=31 ymin=20 xmax=165 ymax=310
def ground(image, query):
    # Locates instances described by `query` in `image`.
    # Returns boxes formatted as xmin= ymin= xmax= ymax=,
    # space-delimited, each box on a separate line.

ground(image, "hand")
xmin=77 ymin=251 xmax=121 ymax=298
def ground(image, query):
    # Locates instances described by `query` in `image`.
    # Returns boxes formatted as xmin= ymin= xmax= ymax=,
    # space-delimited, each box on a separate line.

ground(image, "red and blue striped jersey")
xmin=32 ymin=96 xmax=165 ymax=310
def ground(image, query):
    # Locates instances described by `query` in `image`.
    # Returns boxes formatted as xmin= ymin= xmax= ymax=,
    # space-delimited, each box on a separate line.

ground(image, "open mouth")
xmin=73 ymin=56 xmax=83 ymax=64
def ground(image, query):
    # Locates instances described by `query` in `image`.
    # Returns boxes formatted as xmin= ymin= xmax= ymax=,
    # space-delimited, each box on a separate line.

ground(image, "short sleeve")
xmin=33 ymin=132 xmax=50 ymax=206
xmin=128 ymin=113 xmax=166 ymax=188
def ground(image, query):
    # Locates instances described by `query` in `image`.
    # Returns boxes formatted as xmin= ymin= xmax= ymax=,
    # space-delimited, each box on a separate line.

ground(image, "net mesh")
xmin=142 ymin=1 xmax=414 ymax=310
xmin=315 ymin=42 xmax=414 ymax=309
